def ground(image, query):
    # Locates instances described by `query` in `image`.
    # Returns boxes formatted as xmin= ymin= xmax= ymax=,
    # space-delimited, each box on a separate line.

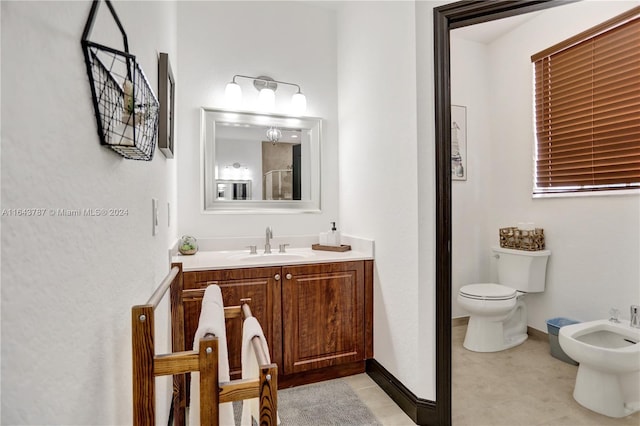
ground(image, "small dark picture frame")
xmin=158 ymin=52 xmax=174 ymax=158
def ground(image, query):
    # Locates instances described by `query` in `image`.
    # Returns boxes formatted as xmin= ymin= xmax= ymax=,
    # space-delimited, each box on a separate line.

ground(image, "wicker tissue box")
xmin=499 ymin=227 xmax=545 ymax=251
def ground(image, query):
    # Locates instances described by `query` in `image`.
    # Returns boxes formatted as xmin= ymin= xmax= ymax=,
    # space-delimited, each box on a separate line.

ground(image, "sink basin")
xmin=228 ymin=251 xmax=314 ymax=263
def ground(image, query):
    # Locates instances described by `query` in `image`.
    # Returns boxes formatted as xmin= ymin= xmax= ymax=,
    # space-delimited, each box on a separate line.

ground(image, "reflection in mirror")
xmin=216 ymin=179 xmax=251 ymax=200
xmin=201 ymin=108 xmax=321 ymax=212
xmin=262 ymin=140 xmax=301 ymax=200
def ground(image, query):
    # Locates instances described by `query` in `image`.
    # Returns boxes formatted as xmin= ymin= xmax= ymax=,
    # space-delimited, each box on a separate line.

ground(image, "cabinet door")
xmin=183 ymin=267 xmax=282 ymax=379
xmin=282 ymin=261 xmax=365 ymax=374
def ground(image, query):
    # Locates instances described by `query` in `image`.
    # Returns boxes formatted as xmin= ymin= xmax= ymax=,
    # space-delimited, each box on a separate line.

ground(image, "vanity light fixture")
xmin=224 ymin=75 xmax=307 ymax=115
xmin=221 ymin=162 xmax=251 ymax=180
xmin=257 ymin=84 xmax=276 ymax=111
xmin=224 ymin=81 xmax=242 ymax=108
xmin=291 ymin=91 xmax=307 ymax=115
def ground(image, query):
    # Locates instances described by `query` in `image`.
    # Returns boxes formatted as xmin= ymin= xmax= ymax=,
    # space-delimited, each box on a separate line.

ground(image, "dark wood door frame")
xmin=433 ymin=1 xmax=572 ymax=424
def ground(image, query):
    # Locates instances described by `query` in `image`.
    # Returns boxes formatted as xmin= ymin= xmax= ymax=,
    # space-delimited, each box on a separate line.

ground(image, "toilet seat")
xmin=459 ymin=283 xmax=517 ymax=301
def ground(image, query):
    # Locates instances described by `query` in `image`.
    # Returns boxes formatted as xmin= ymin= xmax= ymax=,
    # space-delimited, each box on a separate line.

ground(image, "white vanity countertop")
xmin=172 ymin=235 xmax=374 ymax=272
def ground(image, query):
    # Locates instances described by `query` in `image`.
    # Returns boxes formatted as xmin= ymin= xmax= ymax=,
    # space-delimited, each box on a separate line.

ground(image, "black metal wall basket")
xmin=81 ymin=0 xmax=158 ymax=161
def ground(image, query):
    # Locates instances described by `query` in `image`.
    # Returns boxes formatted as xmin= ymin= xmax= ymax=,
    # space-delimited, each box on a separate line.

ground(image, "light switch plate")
xmin=152 ymin=198 xmax=159 ymax=236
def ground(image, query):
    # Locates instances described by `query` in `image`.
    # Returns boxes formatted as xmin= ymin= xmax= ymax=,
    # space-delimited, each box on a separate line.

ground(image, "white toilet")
xmin=458 ymin=246 xmax=551 ymax=352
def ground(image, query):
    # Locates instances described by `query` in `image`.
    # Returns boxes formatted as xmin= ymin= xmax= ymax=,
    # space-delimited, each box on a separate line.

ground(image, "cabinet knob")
xmin=286 ymin=273 xmax=292 ymax=280
xmin=274 ymin=274 xmax=281 ymax=281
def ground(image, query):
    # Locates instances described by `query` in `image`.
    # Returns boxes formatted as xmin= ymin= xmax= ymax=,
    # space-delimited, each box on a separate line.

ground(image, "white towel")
xmin=240 ymin=317 xmax=279 ymax=426
xmin=189 ymin=285 xmax=234 ymax=426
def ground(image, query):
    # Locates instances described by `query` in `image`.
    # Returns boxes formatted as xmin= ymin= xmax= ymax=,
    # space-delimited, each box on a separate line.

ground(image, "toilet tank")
xmin=492 ymin=246 xmax=551 ymax=293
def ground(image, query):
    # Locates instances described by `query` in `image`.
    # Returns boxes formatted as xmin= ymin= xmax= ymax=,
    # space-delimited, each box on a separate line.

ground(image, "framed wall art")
xmin=158 ymin=52 xmax=175 ymax=158
xmin=451 ymin=105 xmax=467 ymax=180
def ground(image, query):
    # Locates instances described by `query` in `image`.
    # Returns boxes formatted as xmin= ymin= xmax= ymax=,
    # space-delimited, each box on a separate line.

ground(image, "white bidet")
xmin=559 ymin=319 xmax=640 ymax=418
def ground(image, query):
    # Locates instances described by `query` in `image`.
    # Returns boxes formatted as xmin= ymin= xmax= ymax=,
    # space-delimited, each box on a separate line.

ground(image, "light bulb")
xmin=291 ymin=91 xmax=307 ymax=115
xmin=258 ymin=88 xmax=275 ymax=111
xmin=225 ymin=82 xmax=242 ymax=108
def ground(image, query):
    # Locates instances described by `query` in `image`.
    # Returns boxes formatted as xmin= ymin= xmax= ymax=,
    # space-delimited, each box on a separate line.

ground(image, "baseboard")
xmin=452 ymin=316 xmax=469 ymax=327
xmin=454 ymin=316 xmax=548 ymax=342
xmin=527 ymin=325 xmax=547 ymax=341
xmin=366 ymin=359 xmax=437 ymax=426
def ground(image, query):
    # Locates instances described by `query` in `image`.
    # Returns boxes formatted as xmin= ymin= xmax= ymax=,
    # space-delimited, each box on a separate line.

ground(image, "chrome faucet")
xmin=265 ymin=226 xmax=273 ymax=254
xmin=631 ymin=305 xmax=640 ymax=328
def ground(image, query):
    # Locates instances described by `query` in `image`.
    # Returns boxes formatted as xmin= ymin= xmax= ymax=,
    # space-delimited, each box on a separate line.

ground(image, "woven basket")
xmin=499 ymin=227 xmax=545 ymax=251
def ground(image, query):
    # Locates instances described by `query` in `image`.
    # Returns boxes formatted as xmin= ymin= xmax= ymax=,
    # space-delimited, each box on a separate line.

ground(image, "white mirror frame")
xmin=201 ymin=107 xmax=322 ymax=213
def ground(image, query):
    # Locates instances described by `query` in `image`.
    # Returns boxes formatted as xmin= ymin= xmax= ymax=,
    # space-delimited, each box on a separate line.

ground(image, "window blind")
xmin=531 ymin=7 xmax=640 ymax=194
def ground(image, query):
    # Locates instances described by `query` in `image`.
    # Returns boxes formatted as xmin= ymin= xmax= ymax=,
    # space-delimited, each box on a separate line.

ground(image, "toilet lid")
xmin=460 ymin=283 xmax=517 ymax=301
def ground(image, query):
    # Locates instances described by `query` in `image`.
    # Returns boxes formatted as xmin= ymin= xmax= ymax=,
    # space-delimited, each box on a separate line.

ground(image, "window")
xmin=531 ymin=7 xmax=640 ymax=195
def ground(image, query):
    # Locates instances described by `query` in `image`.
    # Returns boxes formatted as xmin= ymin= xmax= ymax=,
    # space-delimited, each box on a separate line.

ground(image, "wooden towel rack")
xmin=132 ymin=263 xmax=278 ymax=425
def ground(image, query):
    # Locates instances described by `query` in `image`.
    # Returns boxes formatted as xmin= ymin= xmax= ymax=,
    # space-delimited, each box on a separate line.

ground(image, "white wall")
xmin=176 ymin=1 xmax=339 ymax=239
xmin=450 ymin=36 xmax=492 ymax=318
xmin=415 ymin=0 xmax=449 ymax=401
xmin=1 ymin=1 xmax=177 ymax=424
xmin=337 ymin=1 xmax=435 ymax=399
xmin=451 ymin=1 xmax=640 ymax=330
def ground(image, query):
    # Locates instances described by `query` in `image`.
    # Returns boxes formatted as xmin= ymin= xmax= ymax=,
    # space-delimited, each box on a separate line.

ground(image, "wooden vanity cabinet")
xmin=282 ymin=261 xmax=365 ymax=374
xmin=182 ymin=266 xmax=282 ymax=380
xmin=181 ymin=259 xmax=373 ymax=385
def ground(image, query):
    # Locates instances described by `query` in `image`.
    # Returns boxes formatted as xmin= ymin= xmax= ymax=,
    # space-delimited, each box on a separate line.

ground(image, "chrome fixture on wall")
xmin=225 ymin=75 xmax=307 ymax=115
xmin=266 ymin=126 xmax=282 ymax=144
xmin=631 ymin=305 xmax=640 ymax=328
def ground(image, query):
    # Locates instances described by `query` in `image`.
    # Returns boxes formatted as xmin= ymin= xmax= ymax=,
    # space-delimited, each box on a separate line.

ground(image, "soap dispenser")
xmin=327 ymin=221 xmax=341 ymax=247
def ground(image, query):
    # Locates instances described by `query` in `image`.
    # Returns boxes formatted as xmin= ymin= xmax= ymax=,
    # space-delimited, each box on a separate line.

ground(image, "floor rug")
xmin=233 ymin=378 xmax=382 ymax=426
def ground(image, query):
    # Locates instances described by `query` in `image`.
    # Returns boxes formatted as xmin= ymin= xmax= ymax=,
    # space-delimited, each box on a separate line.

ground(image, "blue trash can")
xmin=546 ymin=317 xmax=579 ymax=365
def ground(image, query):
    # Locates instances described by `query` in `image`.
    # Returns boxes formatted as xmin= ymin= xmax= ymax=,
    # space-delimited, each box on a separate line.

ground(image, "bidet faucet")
xmin=265 ymin=226 xmax=273 ymax=254
xmin=631 ymin=305 xmax=640 ymax=328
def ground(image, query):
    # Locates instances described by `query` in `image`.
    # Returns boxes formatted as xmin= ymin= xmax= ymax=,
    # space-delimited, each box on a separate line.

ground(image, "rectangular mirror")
xmin=201 ymin=108 xmax=321 ymax=212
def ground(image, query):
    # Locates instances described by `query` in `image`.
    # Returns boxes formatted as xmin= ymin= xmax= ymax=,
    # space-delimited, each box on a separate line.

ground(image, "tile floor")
xmin=345 ymin=325 xmax=639 ymax=426
xmin=452 ymin=323 xmax=640 ymax=426
xmin=343 ymin=373 xmax=416 ymax=425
